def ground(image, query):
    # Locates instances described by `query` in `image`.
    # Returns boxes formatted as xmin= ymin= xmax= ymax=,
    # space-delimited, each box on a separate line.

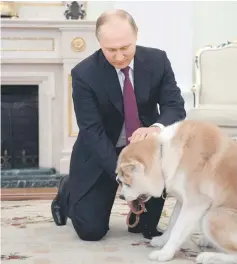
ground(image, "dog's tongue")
xmin=127 ymin=201 xmax=134 ymax=210
xmin=127 ymin=200 xmax=145 ymax=214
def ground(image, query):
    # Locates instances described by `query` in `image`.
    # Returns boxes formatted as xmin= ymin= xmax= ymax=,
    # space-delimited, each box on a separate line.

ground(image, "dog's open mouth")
xmin=127 ymin=195 xmax=150 ymax=214
xmin=125 ymin=195 xmax=151 ymax=228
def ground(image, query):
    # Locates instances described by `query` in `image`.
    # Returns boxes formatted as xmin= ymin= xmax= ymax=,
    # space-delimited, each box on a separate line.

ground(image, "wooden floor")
xmin=1 ymin=188 xmax=57 ymax=201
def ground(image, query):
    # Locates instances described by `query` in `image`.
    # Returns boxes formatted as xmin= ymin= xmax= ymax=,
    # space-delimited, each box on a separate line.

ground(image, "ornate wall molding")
xmin=71 ymin=37 xmax=86 ymax=52
xmin=1 ymin=37 xmax=55 ymax=52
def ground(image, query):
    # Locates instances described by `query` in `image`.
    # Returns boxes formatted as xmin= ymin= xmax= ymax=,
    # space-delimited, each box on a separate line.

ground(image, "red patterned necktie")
xmin=121 ymin=66 xmax=141 ymax=144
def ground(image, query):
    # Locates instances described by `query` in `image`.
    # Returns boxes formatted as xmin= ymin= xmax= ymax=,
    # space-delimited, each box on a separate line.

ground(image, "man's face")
xmin=98 ymin=19 xmax=137 ymax=69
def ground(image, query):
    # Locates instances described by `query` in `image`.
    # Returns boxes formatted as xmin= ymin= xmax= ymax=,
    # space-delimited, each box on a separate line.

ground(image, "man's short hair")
xmin=95 ymin=9 xmax=138 ymax=39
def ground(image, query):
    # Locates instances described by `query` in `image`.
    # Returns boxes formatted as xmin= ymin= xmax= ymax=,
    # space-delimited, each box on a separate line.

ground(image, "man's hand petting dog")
xmin=128 ymin=127 xmax=161 ymax=143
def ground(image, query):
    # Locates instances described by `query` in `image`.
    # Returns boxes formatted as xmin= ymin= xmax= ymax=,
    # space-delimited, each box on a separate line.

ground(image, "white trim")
xmin=1 ymin=19 xmax=96 ymax=30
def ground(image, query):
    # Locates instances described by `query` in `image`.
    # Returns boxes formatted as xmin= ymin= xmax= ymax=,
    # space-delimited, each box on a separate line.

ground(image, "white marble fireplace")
xmin=1 ymin=19 xmax=99 ymax=174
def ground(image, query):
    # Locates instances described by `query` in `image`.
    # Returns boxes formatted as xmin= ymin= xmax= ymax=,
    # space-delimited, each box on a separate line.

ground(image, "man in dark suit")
xmin=51 ymin=9 xmax=186 ymax=241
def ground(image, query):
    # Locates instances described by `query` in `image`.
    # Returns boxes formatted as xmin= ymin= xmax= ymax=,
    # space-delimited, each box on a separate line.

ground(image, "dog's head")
xmin=115 ymin=135 xmax=165 ymax=203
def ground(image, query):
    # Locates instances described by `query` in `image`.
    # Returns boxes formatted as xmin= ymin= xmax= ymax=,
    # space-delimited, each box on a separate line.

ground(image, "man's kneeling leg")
xmin=71 ymin=213 xmax=109 ymax=241
xmin=69 ymin=172 xmax=118 ymax=241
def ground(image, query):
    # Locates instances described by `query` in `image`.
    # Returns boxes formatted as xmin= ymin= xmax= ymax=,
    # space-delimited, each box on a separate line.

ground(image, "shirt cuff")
xmin=150 ymin=123 xmax=165 ymax=131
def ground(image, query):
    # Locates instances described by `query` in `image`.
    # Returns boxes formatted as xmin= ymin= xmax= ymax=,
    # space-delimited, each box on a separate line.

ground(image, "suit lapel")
xmin=100 ymin=47 xmax=151 ymax=117
xmin=104 ymin=64 xmax=124 ymax=116
xmin=101 ymin=55 xmax=124 ymax=116
xmin=133 ymin=49 xmax=151 ymax=107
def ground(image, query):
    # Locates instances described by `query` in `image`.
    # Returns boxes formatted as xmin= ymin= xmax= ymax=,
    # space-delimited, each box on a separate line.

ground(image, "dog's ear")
xmin=120 ymin=161 xmax=144 ymax=174
xmin=121 ymin=163 xmax=135 ymax=172
xmin=117 ymin=161 xmax=145 ymax=186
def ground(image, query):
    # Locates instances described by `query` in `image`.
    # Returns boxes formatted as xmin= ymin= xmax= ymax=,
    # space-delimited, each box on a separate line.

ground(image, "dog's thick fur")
xmin=116 ymin=120 xmax=237 ymax=263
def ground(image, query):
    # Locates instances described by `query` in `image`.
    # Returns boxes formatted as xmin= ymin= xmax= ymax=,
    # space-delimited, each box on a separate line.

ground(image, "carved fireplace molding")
xmin=1 ymin=19 xmax=98 ymax=173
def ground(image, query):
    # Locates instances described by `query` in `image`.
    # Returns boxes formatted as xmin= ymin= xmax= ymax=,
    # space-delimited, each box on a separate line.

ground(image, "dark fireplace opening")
xmin=1 ymin=85 xmax=39 ymax=170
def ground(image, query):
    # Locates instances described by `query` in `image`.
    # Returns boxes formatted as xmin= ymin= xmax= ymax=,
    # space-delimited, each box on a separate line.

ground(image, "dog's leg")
xmin=196 ymin=252 xmax=237 ymax=264
xmin=150 ymin=199 xmax=182 ymax=248
xmin=196 ymin=207 xmax=237 ymax=264
xmin=197 ymin=235 xmax=215 ymax=249
xmin=148 ymin=201 xmax=210 ymax=262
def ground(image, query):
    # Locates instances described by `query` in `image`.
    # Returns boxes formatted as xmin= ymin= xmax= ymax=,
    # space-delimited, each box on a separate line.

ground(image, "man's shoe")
xmin=51 ymin=176 xmax=68 ymax=226
xmin=143 ymin=228 xmax=163 ymax=240
xmin=128 ymin=213 xmax=142 ymax=233
xmin=129 ymin=224 xmax=163 ymax=239
xmin=127 ymin=213 xmax=163 ymax=239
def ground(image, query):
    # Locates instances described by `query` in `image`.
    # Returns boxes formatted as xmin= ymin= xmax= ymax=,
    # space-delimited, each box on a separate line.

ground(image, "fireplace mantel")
xmin=1 ymin=19 xmax=99 ymax=174
xmin=1 ymin=18 xmax=96 ymax=29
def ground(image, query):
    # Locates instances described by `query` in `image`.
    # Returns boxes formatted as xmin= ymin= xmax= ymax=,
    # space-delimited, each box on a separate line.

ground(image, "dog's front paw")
xmin=197 ymin=236 xmax=214 ymax=248
xmin=148 ymin=249 xmax=175 ymax=262
xmin=196 ymin=252 xmax=218 ymax=264
xmin=150 ymin=235 xmax=168 ymax=248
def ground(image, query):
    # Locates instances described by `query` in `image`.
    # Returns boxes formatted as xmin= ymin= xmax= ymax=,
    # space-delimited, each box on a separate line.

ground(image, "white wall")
xmin=114 ymin=1 xmax=194 ymax=93
xmin=86 ymin=1 xmax=194 ymax=93
xmin=193 ymin=1 xmax=237 ymax=51
xmin=86 ymin=1 xmax=114 ymax=20
xmin=13 ymin=1 xmax=237 ymax=94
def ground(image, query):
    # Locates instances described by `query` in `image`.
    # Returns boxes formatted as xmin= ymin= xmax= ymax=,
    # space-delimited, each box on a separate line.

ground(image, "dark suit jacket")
xmin=69 ymin=45 xmax=186 ymax=203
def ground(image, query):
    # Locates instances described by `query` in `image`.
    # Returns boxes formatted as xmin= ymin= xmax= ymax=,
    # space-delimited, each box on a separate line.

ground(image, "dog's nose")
xmin=119 ymin=194 xmax=125 ymax=200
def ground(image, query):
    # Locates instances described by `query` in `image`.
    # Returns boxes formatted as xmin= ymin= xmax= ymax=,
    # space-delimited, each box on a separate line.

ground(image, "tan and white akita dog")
xmin=116 ymin=120 xmax=237 ymax=264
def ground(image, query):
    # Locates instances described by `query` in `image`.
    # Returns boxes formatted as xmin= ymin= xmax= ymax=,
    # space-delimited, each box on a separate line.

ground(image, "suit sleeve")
xmin=155 ymin=51 xmax=186 ymax=126
xmin=71 ymin=69 xmax=118 ymax=180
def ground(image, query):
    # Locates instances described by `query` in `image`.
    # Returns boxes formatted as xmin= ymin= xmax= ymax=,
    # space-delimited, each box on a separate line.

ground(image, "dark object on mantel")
xmin=0 ymin=2 xmax=18 ymax=18
xmin=64 ymin=1 xmax=86 ymax=20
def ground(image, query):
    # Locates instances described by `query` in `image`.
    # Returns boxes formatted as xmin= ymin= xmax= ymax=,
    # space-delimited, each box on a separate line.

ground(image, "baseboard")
xmin=0 ymin=188 xmax=57 ymax=201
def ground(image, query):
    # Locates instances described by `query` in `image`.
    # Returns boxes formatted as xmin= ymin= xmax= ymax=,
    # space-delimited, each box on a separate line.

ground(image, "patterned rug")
xmin=1 ymin=197 xmax=215 ymax=263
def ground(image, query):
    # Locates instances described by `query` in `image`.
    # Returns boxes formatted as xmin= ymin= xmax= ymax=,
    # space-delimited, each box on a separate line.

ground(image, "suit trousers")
xmin=60 ymin=147 xmax=166 ymax=241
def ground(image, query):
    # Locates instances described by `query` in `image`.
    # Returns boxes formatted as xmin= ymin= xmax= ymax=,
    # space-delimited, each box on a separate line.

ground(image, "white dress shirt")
xmin=114 ymin=59 xmax=164 ymax=147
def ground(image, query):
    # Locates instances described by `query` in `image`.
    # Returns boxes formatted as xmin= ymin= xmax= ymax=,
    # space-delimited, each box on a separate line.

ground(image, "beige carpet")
xmin=1 ymin=197 xmax=215 ymax=263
